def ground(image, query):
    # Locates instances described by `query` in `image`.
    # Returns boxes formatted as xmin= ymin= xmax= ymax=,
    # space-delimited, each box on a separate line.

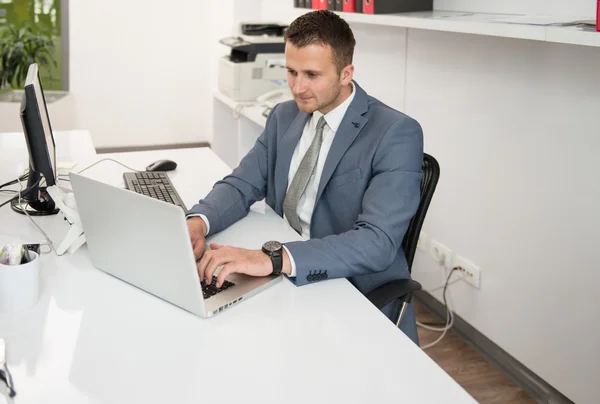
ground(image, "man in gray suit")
xmin=187 ymin=10 xmax=423 ymax=344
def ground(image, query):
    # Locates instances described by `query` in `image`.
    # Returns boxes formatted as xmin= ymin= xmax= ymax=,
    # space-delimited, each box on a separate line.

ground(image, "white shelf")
xmin=213 ymin=91 xmax=268 ymax=128
xmin=212 ymin=91 xmax=269 ymax=167
xmin=242 ymin=105 xmax=268 ymax=128
xmin=213 ymin=90 xmax=244 ymax=110
xmin=291 ymin=9 xmax=600 ymax=48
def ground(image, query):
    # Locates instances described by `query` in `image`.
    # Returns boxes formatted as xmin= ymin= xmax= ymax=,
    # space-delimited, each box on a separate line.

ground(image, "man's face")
xmin=285 ymin=42 xmax=353 ymax=114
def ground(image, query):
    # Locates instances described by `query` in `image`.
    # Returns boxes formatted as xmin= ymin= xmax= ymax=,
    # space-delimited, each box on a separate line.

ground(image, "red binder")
xmin=363 ymin=0 xmax=432 ymax=14
xmin=342 ymin=0 xmax=363 ymax=12
xmin=597 ymin=0 xmax=600 ymax=32
xmin=312 ymin=0 xmax=327 ymax=9
xmin=342 ymin=0 xmax=355 ymax=12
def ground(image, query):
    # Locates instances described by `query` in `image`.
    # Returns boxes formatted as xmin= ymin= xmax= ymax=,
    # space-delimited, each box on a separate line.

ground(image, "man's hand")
xmin=187 ymin=217 xmax=208 ymax=260
xmin=197 ymin=243 xmax=291 ymax=288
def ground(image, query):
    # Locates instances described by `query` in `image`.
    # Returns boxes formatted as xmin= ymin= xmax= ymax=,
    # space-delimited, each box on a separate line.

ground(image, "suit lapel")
xmin=314 ymin=83 xmax=370 ymax=205
xmin=275 ymin=111 xmax=311 ymax=214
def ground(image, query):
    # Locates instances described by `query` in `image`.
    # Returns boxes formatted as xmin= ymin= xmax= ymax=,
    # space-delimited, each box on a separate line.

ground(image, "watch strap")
xmin=270 ymin=250 xmax=283 ymax=276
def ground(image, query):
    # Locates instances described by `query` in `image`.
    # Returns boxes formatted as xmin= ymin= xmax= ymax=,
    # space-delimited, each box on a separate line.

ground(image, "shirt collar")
xmin=312 ymin=83 xmax=356 ymax=133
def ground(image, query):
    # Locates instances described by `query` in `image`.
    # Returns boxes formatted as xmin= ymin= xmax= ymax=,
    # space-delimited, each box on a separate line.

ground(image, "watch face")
xmin=263 ymin=240 xmax=282 ymax=253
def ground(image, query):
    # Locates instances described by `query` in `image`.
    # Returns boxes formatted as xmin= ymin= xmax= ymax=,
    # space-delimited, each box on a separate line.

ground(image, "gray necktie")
xmin=283 ymin=116 xmax=327 ymax=234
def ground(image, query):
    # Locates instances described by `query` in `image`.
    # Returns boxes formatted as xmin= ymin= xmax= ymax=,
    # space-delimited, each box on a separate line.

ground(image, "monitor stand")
xmin=10 ymin=195 xmax=60 ymax=216
xmin=11 ymin=171 xmax=60 ymax=216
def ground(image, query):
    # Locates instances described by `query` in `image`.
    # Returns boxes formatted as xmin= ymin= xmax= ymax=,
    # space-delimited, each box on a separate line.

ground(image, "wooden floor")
xmin=415 ymin=303 xmax=538 ymax=404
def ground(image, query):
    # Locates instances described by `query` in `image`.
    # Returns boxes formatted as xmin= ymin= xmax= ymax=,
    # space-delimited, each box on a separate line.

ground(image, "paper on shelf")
xmin=490 ymin=15 xmax=594 ymax=26
xmin=57 ymin=161 xmax=78 ymax=170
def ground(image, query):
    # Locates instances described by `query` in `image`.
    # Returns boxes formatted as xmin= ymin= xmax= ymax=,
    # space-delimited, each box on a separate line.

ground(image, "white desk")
xmin=0 ymin=131 xmax=474 ymax=404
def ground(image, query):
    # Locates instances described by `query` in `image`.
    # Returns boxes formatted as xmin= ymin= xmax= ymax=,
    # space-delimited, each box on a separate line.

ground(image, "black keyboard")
xmin=202 ymin=276 xmax=235 ymax=299
xmin=123 ymin=172 xmax=187 ymax=211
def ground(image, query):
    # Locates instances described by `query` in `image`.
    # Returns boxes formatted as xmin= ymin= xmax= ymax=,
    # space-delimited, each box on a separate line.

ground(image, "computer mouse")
xmin=146 ymin=159 xmax=177 ymax=172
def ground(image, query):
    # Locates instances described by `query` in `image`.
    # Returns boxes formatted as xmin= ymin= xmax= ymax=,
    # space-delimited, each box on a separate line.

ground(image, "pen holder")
xmin=0 ymin=251 xmax=40 ymax=313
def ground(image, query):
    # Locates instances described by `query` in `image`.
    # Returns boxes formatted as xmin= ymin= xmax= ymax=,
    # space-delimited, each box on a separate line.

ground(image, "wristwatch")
xmin=262 ymin=241 xmax=283 ymax=276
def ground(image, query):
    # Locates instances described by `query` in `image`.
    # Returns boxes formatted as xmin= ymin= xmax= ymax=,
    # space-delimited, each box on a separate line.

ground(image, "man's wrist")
xmin=282 ymin=245 xmax=296 ymax=277
xmin=260 ymin=244 xmax=290 ymax=275
xmin=264 ymin=250 xmax=291 ymax=275
xmin=261 ymin=250 xmax=273 ymax=273
xmin=187 ymin=216 xmax=208 ymax=236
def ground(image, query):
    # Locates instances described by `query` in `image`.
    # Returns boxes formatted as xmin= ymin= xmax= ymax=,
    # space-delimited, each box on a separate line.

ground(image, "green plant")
xmin=0 ymin=24 xmax=57 ymax=89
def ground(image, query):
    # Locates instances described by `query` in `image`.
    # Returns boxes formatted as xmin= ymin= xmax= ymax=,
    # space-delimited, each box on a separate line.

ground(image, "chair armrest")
xmin=365 ymin=279 xmax=422 ymax=310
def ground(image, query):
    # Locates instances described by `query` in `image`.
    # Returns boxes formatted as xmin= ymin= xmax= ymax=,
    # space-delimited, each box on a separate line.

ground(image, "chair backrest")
xmin=402 ymin=153 xmax=440 ymax=272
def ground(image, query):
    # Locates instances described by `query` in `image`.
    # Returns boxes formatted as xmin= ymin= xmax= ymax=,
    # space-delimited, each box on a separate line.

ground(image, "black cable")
xmin=442 ymin=267 xmax=460 ymax=323
xmin=0 ymin=195 xmax=18 ymax=209
xmin=0 ymin=173 xmax=29 ymax=190
xmin=419 ymin=267 xmax=461 ymax=328
xmin=0 ymin=178 xmax=42 ymax=210
xmin=0 ymin=173 xmax=30 ymax=209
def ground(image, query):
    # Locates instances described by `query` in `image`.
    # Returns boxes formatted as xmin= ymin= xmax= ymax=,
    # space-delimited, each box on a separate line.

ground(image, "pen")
xmin=0 ymin=338 xmax=16 ymax=398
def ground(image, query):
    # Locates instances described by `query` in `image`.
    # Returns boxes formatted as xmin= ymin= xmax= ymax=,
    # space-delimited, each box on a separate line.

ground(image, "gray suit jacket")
xmin=188 ymin=82 xmax=423 ymax=295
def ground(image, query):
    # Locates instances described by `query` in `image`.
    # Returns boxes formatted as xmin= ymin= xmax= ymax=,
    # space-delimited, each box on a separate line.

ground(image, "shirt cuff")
xmin=186 ymin=213 xmax=210 ymax=236
xmin=282 ymin=245 xmax=296 ymax=277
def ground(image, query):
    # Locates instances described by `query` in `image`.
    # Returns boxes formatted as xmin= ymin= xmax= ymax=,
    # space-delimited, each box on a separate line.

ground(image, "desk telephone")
xmin=257 ymin=88 xmax=293 ymax=109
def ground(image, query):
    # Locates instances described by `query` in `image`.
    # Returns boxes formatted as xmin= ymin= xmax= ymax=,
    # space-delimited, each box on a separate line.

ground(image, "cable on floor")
xmin=420 ymin=267 xmax=461 ymax=350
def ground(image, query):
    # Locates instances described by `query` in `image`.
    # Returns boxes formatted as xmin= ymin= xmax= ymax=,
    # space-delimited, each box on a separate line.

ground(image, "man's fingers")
xmin=210 ymin=242 xmax=223 ymax=250
xmin=193 ymin=239 xmax=206 ymax=261
xmin=204 ymin=250 xmax=232 ymax=283
xmin=197 ymin=248 xmax=214 ymax=282
xmin=216 ymin=263 xmax=237 ymax=288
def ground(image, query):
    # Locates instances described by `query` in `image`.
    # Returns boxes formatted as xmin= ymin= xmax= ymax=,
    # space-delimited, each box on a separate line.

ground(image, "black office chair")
xmin=365 ymin=153 xmax=440 ymax=327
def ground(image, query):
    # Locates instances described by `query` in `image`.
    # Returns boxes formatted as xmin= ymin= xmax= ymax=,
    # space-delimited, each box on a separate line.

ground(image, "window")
xmin=0 ymin=0 xmax=68 ymax=91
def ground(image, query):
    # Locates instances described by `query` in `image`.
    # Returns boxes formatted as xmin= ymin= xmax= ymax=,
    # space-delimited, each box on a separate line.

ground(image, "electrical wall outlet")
xmin=417 ymin=231 xmax=428 ymax=253
xmin=454 ymin=255 xmax=481 ymax=288
xmin=429 ymin=239 xmax=452 ymax=268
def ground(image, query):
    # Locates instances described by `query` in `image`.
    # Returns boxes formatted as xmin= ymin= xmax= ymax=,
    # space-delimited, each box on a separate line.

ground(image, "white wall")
xmin=68 ymin=0 xmax=214 ymax=149
xmin=407 ymin=31 xmax=600 ymax=404
xmin=1 ymin=1 xmax=230 ymax=149
xmin=0 ymin=94 xmax=78 ymax=133
xmin=261 ymin=1 xmax=600 ymax=403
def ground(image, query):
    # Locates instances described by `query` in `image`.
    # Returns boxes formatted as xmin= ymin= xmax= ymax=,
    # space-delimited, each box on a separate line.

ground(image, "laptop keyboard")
xmin=202 ymin=276 xmax=235 ymax=300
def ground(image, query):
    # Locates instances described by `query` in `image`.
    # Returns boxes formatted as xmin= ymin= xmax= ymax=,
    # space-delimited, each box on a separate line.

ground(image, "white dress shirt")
xmin=189 ymin=85 xmax=356 ymax=278
xmin=283 ymin=85 xmax=356 ymax=276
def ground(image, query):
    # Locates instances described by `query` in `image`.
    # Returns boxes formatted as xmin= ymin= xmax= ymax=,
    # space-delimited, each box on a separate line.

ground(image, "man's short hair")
xmin=284 ymin=10 xmax=356 ymax=73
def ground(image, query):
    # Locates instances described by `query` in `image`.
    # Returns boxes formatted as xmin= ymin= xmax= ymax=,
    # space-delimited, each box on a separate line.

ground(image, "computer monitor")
xmin=12 ymin=63 xmax=59 ymax=216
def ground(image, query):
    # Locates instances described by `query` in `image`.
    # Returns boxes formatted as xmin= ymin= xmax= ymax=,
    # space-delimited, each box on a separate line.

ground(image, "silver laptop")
xmin=69 ymin=172 xmax=301 ymax=318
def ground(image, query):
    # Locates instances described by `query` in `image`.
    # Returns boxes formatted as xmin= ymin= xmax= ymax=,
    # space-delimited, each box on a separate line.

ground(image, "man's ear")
xmin=341 ymin=64 xmax=354 ymax=86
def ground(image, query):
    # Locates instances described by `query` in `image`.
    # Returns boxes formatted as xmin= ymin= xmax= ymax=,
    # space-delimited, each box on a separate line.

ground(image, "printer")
xmin=218 ymin=23 xmax=289 ymax=102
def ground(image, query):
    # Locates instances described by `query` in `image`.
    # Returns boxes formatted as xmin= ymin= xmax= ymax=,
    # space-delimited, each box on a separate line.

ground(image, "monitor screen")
xmin=13 ymin=63 xmax=59 ymax=216
xmin=19 ymin=63 xmax=57 ymax=187
xmin=31 ymin=68 xmax=56 ymax=179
